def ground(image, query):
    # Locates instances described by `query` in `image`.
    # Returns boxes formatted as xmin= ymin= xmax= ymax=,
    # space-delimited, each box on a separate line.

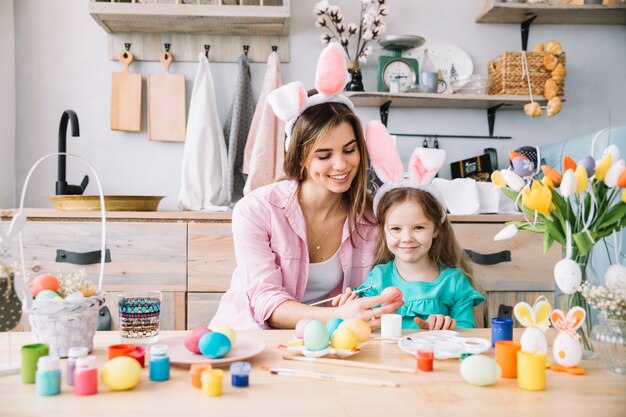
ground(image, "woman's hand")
xmin=414 ymin=315 xmax=456 ymax=331
xmin=336 ymin=291 xmax=404 ymax=329
xmin=330 ymin=288 xmax=359 ymax=307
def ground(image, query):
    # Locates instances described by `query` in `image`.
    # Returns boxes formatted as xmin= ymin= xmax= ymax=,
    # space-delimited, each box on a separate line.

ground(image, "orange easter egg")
xmin=29 ymin=274 xmax=59 ymax=297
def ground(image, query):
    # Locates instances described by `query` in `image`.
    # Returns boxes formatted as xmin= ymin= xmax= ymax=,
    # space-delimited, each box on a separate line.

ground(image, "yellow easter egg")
xmin=338 ymin=319 xmax=371 ymax=342
xmin=331 ymin=327 xmax=359 ymax=350
xmin=210 ymin=324 xmax=237 ymax=345
xmin=101 ymin=356 xmax=142 ymax=391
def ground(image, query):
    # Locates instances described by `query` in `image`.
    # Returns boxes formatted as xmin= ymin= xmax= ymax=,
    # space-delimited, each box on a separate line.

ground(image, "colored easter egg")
xmin=553 ymin=332 xmax=582 ymax=368
xmin=35 ymin=289 xmax=60 ymax=301
xmin=512 ymin=156 xmax=534 ymax=178
xmin=198 ymin=332 xmax=231 ymax=359
xmin=211 ymin=324 xmax=237 ymax=345
xmin=295 ymin=318 xmax=313 ymax=339
xmin=338 ymin=319 xmax=371 ymax=342
xmin=184 ymin=327 xmax=211 ymax=354
xmin=330 ymin=327 xmax=358 ymax=350
xmin=303 ymin=320 xmax=329 ymax=351
xmin=554 ymin=258 xmax=582 ymax=295
xmin=605 ymin=264 xmax=626 ymax=287
xmin=579 ymin=155 xmax=596 ymax=177
xmin=325 ymin=318 xmax=343 ymax=338
xmin=100 ymin=356 xmax=142 ymax=391
xmin=460 ymin=355 xmax=501 ymax=386
xmin=381 ymin=286 xmax=403 ymax=304
xmin=29 ymin=274 xmax=59 ymax=297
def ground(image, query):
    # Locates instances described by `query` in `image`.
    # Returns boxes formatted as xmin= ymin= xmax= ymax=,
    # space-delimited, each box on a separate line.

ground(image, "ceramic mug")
xmin=419 ymin=72 xmax=447 ymax=93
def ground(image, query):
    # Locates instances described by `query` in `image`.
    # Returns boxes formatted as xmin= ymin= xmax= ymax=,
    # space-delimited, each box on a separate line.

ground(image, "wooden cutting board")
xmin=147 ymin=52 xmax=186 ymax=142
xmin=111 ymin=50 xmax=142 ymax=132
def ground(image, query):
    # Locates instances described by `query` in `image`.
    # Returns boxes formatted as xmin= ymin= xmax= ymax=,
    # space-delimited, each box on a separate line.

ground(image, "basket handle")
xmin=16 ymin=152 xmax=107 ymax=312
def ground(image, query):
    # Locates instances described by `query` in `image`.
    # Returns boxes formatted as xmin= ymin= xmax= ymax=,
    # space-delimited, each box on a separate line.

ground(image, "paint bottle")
xmin=230 ymin=361 xmax=251 ymax=388
xmin=190 ymin=363 xmax=211 ymax=388
xmin=201 ymin=369 xmax=224 ymax=397
xmin=35 ymin=356 xmax=61 ymax=396
xmin=73 ymin=355 xmax=98 ymax=396
xmin=66 ymin=346 xmax=88 ymax=386
xmin=491 ymin=318 xmax=514 ymax=347
xmin=149 ymin=344 xmax=170 ymax=382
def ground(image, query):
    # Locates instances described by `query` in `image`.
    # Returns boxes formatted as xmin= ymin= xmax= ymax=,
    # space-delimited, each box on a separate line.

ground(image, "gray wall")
xmin=9 ymin=0 xmax=626 ymax=210
xmin=1 ymin=0 xmax=15 ymax=208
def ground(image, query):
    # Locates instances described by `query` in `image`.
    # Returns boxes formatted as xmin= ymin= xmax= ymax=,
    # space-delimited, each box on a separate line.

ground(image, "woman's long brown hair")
xmin=283 ymin=102 xmax=374 ymax=244
xmin=373 ymin=188 xmax=475 ymax=285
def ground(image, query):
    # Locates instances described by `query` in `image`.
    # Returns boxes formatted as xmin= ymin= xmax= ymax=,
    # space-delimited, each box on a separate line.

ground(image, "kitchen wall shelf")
xmin=344 ymin=91 xmax=554 ymax=137
xmin=476 ymin=2 xmax=626 ymax=25
xmin=90 ymin=0 xmax=291 ymax=62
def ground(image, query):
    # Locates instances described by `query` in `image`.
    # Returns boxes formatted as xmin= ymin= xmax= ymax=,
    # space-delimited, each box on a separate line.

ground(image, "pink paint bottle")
xmin=73 ymin=355 xmax=98 ymax=396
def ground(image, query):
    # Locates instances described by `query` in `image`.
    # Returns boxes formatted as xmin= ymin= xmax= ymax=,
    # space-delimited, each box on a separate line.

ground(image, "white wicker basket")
xmin=17 ymin=153 xmax=107 ymax=357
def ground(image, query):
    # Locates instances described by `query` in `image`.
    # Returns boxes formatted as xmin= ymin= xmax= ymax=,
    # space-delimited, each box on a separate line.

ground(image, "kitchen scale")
xmin=377 ymin=35 xmax=425 ymax=93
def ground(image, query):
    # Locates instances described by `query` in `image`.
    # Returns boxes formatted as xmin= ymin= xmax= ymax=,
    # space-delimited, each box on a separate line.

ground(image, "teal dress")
xmin=356 ymin=261 xmax=485 ymax=329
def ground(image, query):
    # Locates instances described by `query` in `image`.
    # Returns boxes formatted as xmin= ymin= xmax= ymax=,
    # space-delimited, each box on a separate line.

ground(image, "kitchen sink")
xmin=46 ymin=195 xmax=165 ymax=211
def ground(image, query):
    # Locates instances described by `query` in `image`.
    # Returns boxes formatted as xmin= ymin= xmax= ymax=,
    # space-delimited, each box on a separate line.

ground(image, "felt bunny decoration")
xmin=550 ymin=307 xmax=586 ymax=370
xmin=364 ymin=120 xmax=447 ymax=215
xmin=0 ymin=213 xmax=25 ymax=270
xmin=0 ymin=213 xmax=30 ymax=330
xmin=267 ymin=42 xmax=356 ymax=151
xmin=513 ymin=296 xmax=552 ymax=354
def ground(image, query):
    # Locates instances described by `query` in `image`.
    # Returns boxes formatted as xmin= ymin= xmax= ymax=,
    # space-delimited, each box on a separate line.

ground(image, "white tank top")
xmin=302 ymin=249 xmax=343 ymax=304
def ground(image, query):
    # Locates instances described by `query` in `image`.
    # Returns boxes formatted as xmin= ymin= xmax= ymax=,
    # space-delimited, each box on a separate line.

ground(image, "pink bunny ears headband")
xmin=365 ymin=122 xmax=448 ymax=221
xmin=267 ymin=42 xmax=356 ymax=151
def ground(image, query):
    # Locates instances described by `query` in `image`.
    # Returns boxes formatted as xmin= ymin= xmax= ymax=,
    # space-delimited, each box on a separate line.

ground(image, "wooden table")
xmin=1 ymin=329 xmax=624 ymax=417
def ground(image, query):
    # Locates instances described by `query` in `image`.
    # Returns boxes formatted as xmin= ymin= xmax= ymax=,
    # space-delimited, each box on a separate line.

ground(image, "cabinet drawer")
xmin=187 ymin=292 xmax=224 ymax=329
xmin=188 ymin=223 xmax=235 ymax=292
xmin=453 ymin=223 xmax=560 ymax=292
xmin=20 ymin=222 xmax=187 ymax=291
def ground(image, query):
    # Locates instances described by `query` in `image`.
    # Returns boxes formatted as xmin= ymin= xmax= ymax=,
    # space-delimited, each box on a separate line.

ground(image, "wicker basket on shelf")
xmin=488 ymin=51 xmax=566 ymax=96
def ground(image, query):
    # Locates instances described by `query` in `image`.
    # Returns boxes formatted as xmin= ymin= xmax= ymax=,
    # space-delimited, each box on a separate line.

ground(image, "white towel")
xmin=178 ymin=53 xmax=229 ymax=211
xmin=243 ymin=51 xmax=284 ymax=195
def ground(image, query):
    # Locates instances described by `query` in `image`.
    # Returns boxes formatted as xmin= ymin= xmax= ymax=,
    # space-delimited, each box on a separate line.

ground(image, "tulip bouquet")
xmin=491 ymin=145 xmax=626 ymax=351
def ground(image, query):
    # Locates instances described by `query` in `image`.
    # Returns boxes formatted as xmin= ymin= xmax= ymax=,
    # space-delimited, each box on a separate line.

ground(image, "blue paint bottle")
xmin=491 ymin=317 xmax=514 ymax=347
xmin=36 ymin=356 xmax=61 ymax=396
xmin=230 ymin=361 xmax=251 ymax=388
xmin=149 ymin=344 xmax=170 ymax=382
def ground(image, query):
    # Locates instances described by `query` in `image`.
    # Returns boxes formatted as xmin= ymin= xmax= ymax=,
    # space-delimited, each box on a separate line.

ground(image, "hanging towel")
xmin=243 ymin=51 xmax=285 ymax=195
xmin=223 ymin=54 xmax=254 ymax=206
xmin=178 ymin=53 xmax=229 ymax=211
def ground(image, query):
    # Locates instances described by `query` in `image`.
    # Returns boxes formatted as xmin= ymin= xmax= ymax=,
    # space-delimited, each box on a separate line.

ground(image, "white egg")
xmin=554 ymin=258 xmax=582 ymax=295
xmin=605 ymin=264 xmax=626 ymax=287
xmin=520 ymin=327 xmax=548 ymax=354
xmin=553 ymin=332 xmax=582 ymax=368
xmin=459 ymin=355 xmax=501 ymax=386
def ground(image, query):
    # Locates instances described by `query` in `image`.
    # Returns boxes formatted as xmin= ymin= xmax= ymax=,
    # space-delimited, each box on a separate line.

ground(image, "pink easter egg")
xmin=381 ymin=286 xmax=403 ymax=304
xmin=184 ymin=327 xmax=211 ymax=354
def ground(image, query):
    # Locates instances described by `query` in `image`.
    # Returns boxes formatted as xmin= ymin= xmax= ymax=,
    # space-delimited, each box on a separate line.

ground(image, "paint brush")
xmin=282 ymin=354 xmax=416 ymax=374
xmin=308 ymin=286 xmax=374 ymax=306
xmin=260 ymin=365 xmax=399 ymax=387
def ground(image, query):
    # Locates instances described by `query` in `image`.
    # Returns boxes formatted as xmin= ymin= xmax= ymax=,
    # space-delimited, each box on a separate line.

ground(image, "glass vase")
xmin=592 ymin=317 xmax=626 ymax=375
xmin=555 ymin=246 xmax=597 ymax=358
xmin=344 ymin=60 xmax=364 ymax=92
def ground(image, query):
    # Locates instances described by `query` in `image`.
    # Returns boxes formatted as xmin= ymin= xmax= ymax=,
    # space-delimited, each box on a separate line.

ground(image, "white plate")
xmin=397 ymin=331 xmax=491 ymax=360
xmin=160 ymin=336 xmax=265 ymax=368
xmin=405 ymin=39 xmax=473 ymax=95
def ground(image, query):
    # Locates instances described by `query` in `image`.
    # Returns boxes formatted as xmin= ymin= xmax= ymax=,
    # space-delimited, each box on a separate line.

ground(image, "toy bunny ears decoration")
xmin=513 ymin=296 xmax=551 ymax=354
xmin=267 ymin=42 xmax=356 ymax=151
xmin=365 ymin=121 xmax=447 ymax=216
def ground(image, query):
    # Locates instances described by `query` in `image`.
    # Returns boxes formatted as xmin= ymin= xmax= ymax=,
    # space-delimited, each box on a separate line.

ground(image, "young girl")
xmin=333 ymin=125 xmax=484 ymax=330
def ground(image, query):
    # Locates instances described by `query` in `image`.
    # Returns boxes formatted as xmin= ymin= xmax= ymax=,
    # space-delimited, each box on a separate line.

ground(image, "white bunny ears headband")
xmin=267 ymin=42 xmax=356 ymax=151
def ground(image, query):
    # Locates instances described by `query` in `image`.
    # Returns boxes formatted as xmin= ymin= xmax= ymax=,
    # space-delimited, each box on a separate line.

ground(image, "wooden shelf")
xmin=476 ymin=2 xmax=626 ymax=25
xmin=89 ymin=0 xmax=290 ymax=35
xmin=344 ymin=91 xmax=548 ymax=110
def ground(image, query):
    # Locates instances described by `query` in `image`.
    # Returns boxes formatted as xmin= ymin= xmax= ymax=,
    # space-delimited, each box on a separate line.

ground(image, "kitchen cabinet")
xmin=2 ymin=210 xmax=559 ymax=329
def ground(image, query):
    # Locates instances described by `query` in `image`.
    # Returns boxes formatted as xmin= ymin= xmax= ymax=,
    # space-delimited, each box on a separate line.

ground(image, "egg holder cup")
xmin=14 ymin=153 xmax=107 ymax=357
xmin=398 ymin=331 xmax=491 ymax=360
xmin=279 ymin=338 xmax=363 ymax=359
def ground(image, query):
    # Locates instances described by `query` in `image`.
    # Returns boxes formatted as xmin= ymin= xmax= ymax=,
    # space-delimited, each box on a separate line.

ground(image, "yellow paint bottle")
xmin=517 ymin=350 xmax=546 ymax=391
xmin=201 ymin=369 xmax=224 ymax=397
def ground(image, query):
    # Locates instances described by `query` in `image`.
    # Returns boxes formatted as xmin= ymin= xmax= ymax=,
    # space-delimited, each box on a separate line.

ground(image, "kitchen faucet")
xmin=56 ymin=110 xmax=89 ymax=195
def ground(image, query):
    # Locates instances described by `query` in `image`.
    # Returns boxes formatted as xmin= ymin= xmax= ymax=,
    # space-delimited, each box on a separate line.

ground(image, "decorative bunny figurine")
xmin=513 ymin=296 xmax=551 ymax=354
xmin=0 ymin=212 xmax=30 ymax=331
xmin=549 ymin=306 xmax=586 ymax=373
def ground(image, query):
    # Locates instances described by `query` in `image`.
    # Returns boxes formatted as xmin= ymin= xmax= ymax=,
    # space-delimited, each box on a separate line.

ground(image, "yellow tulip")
xmin=595 ymin=154 xmax=612 ymax=181
xmin=574 ymin=165 xmax=588 ymax=193
xmin=622 ymin=189 xmax=626 ymax=203
xmin=522 ymin=180 xmax=552 ymax=216
xmin=542 ymin=176 xmax=554 ymax=189
xmin=491 ymin=170 xmax=506 ymax=188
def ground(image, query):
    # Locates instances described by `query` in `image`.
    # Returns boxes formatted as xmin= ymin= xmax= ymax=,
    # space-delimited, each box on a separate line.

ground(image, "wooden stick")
xmin=262 ymin=366 xmax=399 ymax=387
xmin=282 ymin=354 xmax=416 ymax=374
xmin=308 ymin=286 xmax=374 ymax=306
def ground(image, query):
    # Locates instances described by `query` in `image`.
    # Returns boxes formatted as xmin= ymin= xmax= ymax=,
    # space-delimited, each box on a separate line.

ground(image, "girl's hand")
xmin=414 ymin=315 xmax=456 ymax=331
xmin=330 ymin=288 xmax=359 ymax=307
xmin=336 ymin=291 xmax=404 ymax=329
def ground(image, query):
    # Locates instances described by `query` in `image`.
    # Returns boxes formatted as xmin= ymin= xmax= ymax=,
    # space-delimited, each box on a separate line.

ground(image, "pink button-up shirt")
xmin=210 ymin=180 xmax=378 ymax=330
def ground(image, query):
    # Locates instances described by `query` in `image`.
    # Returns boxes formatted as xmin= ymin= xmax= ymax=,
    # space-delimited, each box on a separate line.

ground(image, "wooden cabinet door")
xmin=188 ymin=223 xmax=235 ymax=292
xmin=187 ymin=292 xmax=224 ymax=329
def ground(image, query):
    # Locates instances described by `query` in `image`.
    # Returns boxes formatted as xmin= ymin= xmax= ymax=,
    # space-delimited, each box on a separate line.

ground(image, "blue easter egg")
xmin=303 ymin=320 xmax=329 ymax=351
xmin=326 ymin=318 xmax=344 ymax=338
xmin=512 ymin=157 xmax=534 ymax=178
xmin=198 ymin=331 xmax=231 ymax=359
xmin=36 ymin=290 xmax=60 ymax=301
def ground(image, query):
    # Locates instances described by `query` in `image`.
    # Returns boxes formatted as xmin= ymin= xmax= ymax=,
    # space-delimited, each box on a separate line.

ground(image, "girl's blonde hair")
xmin=283 ymin=102 xmax=374 ymax=244
xmin=373 ymin=188 xmax=475 ymax=284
